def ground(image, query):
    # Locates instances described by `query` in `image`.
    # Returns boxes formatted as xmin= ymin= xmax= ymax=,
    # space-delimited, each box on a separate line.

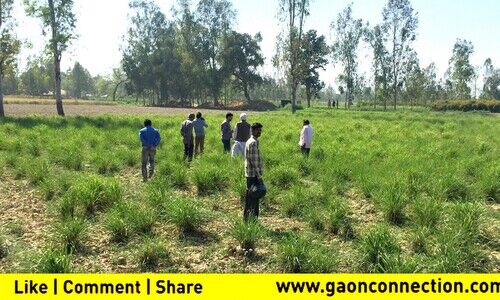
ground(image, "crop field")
xmin=0 ymin=109 xmax=498 ymax=273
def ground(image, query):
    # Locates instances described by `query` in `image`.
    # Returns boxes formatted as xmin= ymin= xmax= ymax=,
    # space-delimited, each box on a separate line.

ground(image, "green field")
xmin=0 ymin=109 xmax=498 ymax=273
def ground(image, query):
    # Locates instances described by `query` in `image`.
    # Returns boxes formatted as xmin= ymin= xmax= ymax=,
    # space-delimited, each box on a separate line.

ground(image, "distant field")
xmin=0 ymin=109 xmax=498 ymax=273
xmin=3 ymin=96 xmax=116 ymax=106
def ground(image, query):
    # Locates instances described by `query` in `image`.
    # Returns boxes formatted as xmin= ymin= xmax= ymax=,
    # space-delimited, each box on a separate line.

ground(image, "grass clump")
xmin=269 ymin=166 xmax=300 ymax=189
xmin=278 ymin=234 xmax=338 ymax=273
xmin=193 ymin=166 xmax=229 ymax=195
xmin=231 ymin=218 xmax=264 ymax=250
xmin=359 ymin=224 xmax=401 ymax=273
xmin=63 ymin=175 xmax=122 ymax=217
xmin=157 ymin=162 xmax=189 ymax=190
xmin=137 ymin=238 xmax=171 ymax=272
xmin=378 ymin=182 xmax=408 ymax=226
xmin=326 ymin=198 xmax=355 ymax=240
xmin=411 ymin=196 xmax=442 ymax=230
xmin=443 ymin=177 xmax=470 ymax=202
xmin=166 ymin=197 xmax=203 ymax=234
xmin=55 ymin=218 xmax=88 ymax=254
xmin=105 ymin=202 xmax=156 ymax=243
xmin=0 ymin=234 xmax=9 ymax=259
xmin=34 ymin=248 xmax=71 ymax=273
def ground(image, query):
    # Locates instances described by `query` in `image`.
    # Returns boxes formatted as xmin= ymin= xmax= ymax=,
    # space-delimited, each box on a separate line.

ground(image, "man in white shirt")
xmin=299 ymin=120 xmax=313 ymax=157
xmin=231 ymin=113 xmax=251 ymax=159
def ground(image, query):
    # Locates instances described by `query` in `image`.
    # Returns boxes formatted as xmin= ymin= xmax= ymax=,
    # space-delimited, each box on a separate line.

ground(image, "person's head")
xmin=196 ymin=112 xmax=202 ymax=119
xmin=144 ymin=119 xmax=152 ymax=127
xmin=226 ymin=112 xmax=234 ymax=122
xmin=240 ymin=113 xmax=248 ymax=122
xmin=188 ymin=113 xmax=195 ymax=121
xmin=303 ymin=120 xmax=310 ymax=126
xmin=251 ymin=123 xmax=263 ymax=138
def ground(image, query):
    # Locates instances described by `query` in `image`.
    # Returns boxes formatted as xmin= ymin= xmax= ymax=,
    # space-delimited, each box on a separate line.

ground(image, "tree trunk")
xmin=243 ymin=85 xmax=251 ymax=101
xmin=306 ymin=86 xmax=311 ymax=108
xmin=54 ymin=57 xmax=64 ymax=116
xmin=0 ymin=72 xmax=4 ymax=117
xmin=291 ymin=83 xmax=298 ymax=113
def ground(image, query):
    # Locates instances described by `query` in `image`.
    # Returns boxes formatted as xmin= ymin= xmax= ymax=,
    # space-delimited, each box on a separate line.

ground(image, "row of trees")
xmin=0 ymin=0 xmax=499 ymax=117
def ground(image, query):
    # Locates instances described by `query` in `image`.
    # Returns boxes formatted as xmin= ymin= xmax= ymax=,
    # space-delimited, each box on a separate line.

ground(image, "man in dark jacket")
xmin=180 ymin=114 xmax=195 ymax=161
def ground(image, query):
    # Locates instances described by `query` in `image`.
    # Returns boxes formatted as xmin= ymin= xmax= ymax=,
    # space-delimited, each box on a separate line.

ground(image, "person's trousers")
xmin=244 ymin=177 xmax=260 ymax=221
xmin=141 ymin=146 xmax=156 ymax=180
xmin=195 ymin=136 xmax=205 ymax=155
xmin=184 ymin=143 xmax=194 ymax=161
xmin=301 ymin=146 xmax=311 ymax=157
xmin=222 ymin=139 xmax=231 ymax=153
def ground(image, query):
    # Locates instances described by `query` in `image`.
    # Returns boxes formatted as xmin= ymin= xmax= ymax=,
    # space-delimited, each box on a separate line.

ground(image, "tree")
xmin=365 ymin=24 xmax=391 ymax=110
xmin=66 ymin=62 xmax=94 ymax=98
xmin=382 ymin=0 xmax=418 ymax=110
xmin=448 ymin=39 xmax=474 ymax=99
xmin=221 ymin=31 xmax=264 ymax=101
xmin=25 ymin=0 xmax=76 ymax=116
xmin=331 ymin=4 xmax=365 ymax=109
xmin=481 ymin=58 xmax=500 ymax=100
xmin=300 ymin=30 xmax=328 ymax=108
xmin=19 ymin=55 xmax=53 ymax=96
xmin=196 ymin=0 xmax=236 ymax=105
xmin=276 ymin=0 xmax=310 ymax=113
xmin=0 ymin=0 xmax=21 ymax=117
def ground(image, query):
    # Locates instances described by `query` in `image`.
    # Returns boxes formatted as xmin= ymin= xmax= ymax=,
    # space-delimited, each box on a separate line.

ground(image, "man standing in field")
xmin=193 ymin=112 xmax=208 ymax=156
xmin=232 ymin=113 xmax=251 ymax=159
xmin=244 ymin=123 xmax=264 ymax=220
xmin=139 ymin=119 xmax=161 ymax=182
xmin=221 ymin=112 xmax=233 ymax=153
xmin=180 ymin=114 xmax=195 ymax=161
xmin=299 ymin=120 xmax=314 ymax=157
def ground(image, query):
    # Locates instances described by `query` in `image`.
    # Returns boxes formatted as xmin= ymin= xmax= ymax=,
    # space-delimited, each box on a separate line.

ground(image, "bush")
xmin=137 ymin=239 xmax=171 ymax=272
xmin=359 ymin=225 xmax=401 ymax=273
xmin=166 ymin=197 xmax=203 ymax=234
xmin=231 ymin=218 xmax=264 ymax=250
xmin=430 ymin=100 xmax=500 ymax=113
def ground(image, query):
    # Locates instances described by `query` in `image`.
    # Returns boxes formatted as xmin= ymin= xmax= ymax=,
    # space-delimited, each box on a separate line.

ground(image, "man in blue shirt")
xmin=139 ymin=119 xmax=161 ymax=182
xmin=193 ymin=112 xmax=208 ymax=155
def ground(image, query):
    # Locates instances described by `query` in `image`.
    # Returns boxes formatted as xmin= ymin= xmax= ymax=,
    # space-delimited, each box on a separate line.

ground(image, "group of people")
xmin=139 ymin=112 xmax=314 ymax=221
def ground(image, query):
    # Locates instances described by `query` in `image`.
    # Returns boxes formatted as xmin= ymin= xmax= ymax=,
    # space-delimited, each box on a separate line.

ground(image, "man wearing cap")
xmin=231 ymin=113 xmax=251 ymax=159
xmin=180 ymin=113 xmax=195 ymax=161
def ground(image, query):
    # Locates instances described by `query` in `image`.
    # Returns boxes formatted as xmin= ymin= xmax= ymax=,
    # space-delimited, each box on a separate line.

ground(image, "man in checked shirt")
xmin=244 ymin=122 xmax=264 ymax=220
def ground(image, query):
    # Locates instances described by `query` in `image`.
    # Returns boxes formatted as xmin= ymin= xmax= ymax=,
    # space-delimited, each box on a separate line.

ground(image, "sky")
xmin=13 ymin=0 xmax=500 ymax=87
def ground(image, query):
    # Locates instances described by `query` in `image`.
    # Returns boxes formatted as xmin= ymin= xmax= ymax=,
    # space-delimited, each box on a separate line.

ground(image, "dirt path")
xmin=4 ymin=104 xmax=258 ymax=117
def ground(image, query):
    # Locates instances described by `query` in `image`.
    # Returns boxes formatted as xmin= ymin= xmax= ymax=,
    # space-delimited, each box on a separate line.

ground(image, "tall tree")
xmin=331 ymin=4 xmax=365 ymax=109
xmin=67 ymin=61 xmax=94 ymax=98
xmin=276 ymin=0 xmax=310 ymax=113
xmin=0 ymin=0 xmax=21 ymax=117
xmin=382 ymin=0 xmax=418 ymax=110
xmin=365 ymin=24 xmax=391 ymax=110
xmin=25 ymin=0 xmax=76 ymax=116
xmin=221 ymin=31 xmax=264 ymax=101
xmin=448 ymin=39 xmax=474 ymax=99
xmin=300 ymin=30 xmax=328 ymax=108
xmin=481 ymin=59 xmax=500 ymax=100
xmin=196 ymin=0 xmax=236 ymax=105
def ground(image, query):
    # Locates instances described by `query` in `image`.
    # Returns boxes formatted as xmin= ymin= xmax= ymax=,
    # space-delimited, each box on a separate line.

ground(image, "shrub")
xmin=359 ymin=225 xmax=401 ymax=273
xmin=56 ymin=218 xmax=88 ymax=253
xmin=430 ymin=100 xmax=500 ymax=113
xmin=35 ymin=248 xmax=71 ymax=273
xmin=166 ymin=197 xmax=203 ymax=234
xmin=278 ymin=234 xmax=338 ymax=273
xmin=137 ymin=239 xmax=171 ymax=272
xmin=326 ymin=198 xmax=355 ymax=240
xmin=231 ymin=218 xmax=264 ymax=250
